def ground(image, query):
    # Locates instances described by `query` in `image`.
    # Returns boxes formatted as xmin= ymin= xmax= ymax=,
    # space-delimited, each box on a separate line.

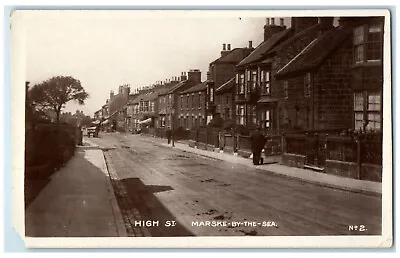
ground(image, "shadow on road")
xmin=118 ymin=177 xmax=195 ymax=237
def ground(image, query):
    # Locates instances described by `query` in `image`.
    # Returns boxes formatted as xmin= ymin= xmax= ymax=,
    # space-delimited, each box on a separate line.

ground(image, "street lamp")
xmin=171 ymin=108 xmax=175 ymax=147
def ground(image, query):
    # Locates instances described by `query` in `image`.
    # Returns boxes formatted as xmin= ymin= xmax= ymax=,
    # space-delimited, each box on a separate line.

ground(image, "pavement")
xmin=25 ymin=141 xmax=127 ymax=237
xmin=140 ymin=134 xmax=382 ymax=196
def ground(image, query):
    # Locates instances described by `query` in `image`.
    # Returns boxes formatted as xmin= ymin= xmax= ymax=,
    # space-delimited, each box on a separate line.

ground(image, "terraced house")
xmin=276 ymin=16 xmax=384 ymax=181
xmin=205 ymin=42 xmax=254 ymax=125
xmin=178 ymin=82 xmax=207 ymax=129
xmin=157 ymin=69 xmax=202 ymax=132
xmin=234 ymin=17 xmax=319 ymax=133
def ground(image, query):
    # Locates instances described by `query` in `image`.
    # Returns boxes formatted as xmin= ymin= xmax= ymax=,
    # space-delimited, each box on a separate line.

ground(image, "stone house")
xmin=276 ymin=16 xmax=384 ymax=181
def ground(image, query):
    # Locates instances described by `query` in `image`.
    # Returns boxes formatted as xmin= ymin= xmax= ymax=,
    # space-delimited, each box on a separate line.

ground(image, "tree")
xmin=29 ymin=76 xmax=89 ymax=123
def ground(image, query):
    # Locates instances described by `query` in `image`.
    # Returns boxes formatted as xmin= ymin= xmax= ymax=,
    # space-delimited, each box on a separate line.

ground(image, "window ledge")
xmin=351 ymin=61 xmax=382 ymax=69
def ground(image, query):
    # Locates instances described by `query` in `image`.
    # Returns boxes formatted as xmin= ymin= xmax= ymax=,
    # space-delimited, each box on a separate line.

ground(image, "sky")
xmin=24 ymin=11 xmax=291 ymax=116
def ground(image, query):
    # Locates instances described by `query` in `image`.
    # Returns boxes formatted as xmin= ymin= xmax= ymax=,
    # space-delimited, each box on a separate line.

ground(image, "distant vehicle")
xmin=87 ymin=121 xmax=100 ymax=137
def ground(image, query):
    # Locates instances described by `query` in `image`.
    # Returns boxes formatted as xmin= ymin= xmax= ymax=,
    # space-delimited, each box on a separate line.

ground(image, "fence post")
xmin=356 ymin=135 xmax=362 ymax=180
xmin=314 ymin=133 xmax=318 ymax=166
xmin=205 ymin=127 xmax=208 ymax=150
xmin=281 ymin=133 xmax=285 ymax=160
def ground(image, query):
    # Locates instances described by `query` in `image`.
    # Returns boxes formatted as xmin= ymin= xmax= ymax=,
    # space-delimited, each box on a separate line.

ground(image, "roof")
xmin=210 ymin=48 xmax=252 ymax=65
xmin=215 ymin=77 xmax=235 ymax=94
xmin=276 ymin=25 xmax=352 ymax=79
xmin=159 ymin=80 xmax=188 ymax=95
xmin=267 ymin=24 xmax=320 ymax=54
xmin=180 ymin=82 xmax=207 ymax=94
xmin=237 ymin=28 xmax=292 ymax=67
xmin=138 ymin=92 xmax=158 ymax=101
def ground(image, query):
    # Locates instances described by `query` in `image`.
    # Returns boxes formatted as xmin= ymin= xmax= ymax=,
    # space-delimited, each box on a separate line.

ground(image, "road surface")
xmin=87 ymin=132 xmax=382 ymax=237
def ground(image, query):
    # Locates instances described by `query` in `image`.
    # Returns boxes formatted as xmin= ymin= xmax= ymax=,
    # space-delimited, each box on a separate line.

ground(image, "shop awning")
xmin=138 ymin=118 xmax=152 ymax=125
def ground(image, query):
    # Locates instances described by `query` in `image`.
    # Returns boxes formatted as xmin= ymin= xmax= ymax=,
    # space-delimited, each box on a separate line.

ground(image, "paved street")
xmin=87 ymin=132 xmax=382 ymax=237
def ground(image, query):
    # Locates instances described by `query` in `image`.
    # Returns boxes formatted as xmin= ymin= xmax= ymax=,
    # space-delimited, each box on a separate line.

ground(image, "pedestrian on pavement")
xmin=166 ymin=126 xmax=172 ymax=144
xmin=250 ymin=127 xmax=266 ymax=165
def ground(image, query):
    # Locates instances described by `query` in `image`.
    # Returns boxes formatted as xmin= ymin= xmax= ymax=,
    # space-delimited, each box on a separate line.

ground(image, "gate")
xmin=305 ymin=133 xmax=327 ymax=168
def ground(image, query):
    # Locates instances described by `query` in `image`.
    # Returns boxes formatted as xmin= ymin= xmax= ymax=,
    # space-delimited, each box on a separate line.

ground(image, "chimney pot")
xmin=227 ymin=44 xmax=231 ymax=51
xmin=248 ymin=41 xmax=253 ymax=48
xmin=271 ymin=18 xmax=275 ymax=25
xmin=223 ymin=43 xmax=226 ymax=51
xmin=280 ymin=18 xmax=284 ymax=26
xmin=266 ymin=18 xmax=270 ymax=25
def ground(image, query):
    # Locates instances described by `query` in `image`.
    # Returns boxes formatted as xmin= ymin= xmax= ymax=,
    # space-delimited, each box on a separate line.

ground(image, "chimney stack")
xmin=227 ymin=44 xmax=231 ymax=51
xmin=264 ymin=17 xmax=286 ymax=41
xmin=248 ymin=41 xmax=253 ymax=48
xmin=110 ymin=90 xmax=114 ymax=100
xmin=318 ymin=17 xmax=334 ymax=34
xmin=266 ymin=18 xmax=270 ymax=25
xmin=291 ymin=17 xmax=319 ymax=34
xmin=188 ymin=69 xmax=201 ymax=84
xmin=181 ymin=71 xmax=187 ymax=81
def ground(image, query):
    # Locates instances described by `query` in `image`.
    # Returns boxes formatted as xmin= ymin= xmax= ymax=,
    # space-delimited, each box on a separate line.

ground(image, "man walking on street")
xmin=166 ymin=126 xmax=172 ymax=144
xmin=250 ymin=127 xmax=266 ymax=165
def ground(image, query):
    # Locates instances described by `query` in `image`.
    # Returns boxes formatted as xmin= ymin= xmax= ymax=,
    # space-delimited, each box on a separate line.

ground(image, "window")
xmin=160 ymin=116 xmax=166 ymax=127
xmin=226 ymin=95 xmax=230 ymax=104
xmin=192 ymin=94 xmax=195 ymax=108
xmin=180 ymin=95 xmax=183 ymax=110
xmin=186 ymin=94 xmax=189 ymax=109
xmin=251 ymin=71 xmax=257 ymax=92
xmin=236 ymin=105 xmax=245 ymax=125
xmin=246 ymin=70 xmax=257 ymax=93
xmin=260 ymin=110 xmax=271 ymax=130
xmin=150 ymin=101 xmax=154 ymax=112
xmin=353 ymin=22 xmax=383 ymax=64
xmin=250 ymin=105 xmax=257 ymax=125
xmin=260 ymin=70 xmax=271 ymax=95
xmin=304 ymin=73 xmax=311 ymax=97
xmin=237 ymin=74 xmax=245 ymax=94
xmin=284 ymin=81 xmax=289 ymax=99
xmin=354 ymin=25 xmax=364 ymax=63
xmin=354 ymin=91 xmax=381 ymax=131
xmin=198 ymin=93 xmax=201 ymax=109
xmin=210 ymin=87 xmax=214 ymax=102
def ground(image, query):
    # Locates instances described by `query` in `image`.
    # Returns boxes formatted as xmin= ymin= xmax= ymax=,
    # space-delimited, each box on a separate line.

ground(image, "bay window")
xmin=237 ymin=73 xmax=245 ymax=94
xmin=236 ymin=105 xmax=245 ymax=125
xmin=260 ymin=70 xmax=271 ymax=95
xmin=260 ymin=110 xmax=271 ymax=130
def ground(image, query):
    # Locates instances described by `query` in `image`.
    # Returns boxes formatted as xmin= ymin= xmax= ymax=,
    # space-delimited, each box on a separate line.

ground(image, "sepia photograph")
xmin=10 ymin=9 xmax=392 ymax=248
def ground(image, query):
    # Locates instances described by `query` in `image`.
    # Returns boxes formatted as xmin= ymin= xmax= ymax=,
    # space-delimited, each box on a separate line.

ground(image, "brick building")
xmin=157 ymin=70 xmax=202 ymax=131
xmin=177 ymin=82 xmax=207 ymax=129
xmin=206 ymin=42 xmax=254 ymax=124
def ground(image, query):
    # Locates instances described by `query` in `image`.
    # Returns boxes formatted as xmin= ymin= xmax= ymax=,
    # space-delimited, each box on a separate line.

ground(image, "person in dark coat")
xmin=250 ymin=127 xmax=266 ymax=165
xmin=166 ymin=127 xmax=172 ymax=144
